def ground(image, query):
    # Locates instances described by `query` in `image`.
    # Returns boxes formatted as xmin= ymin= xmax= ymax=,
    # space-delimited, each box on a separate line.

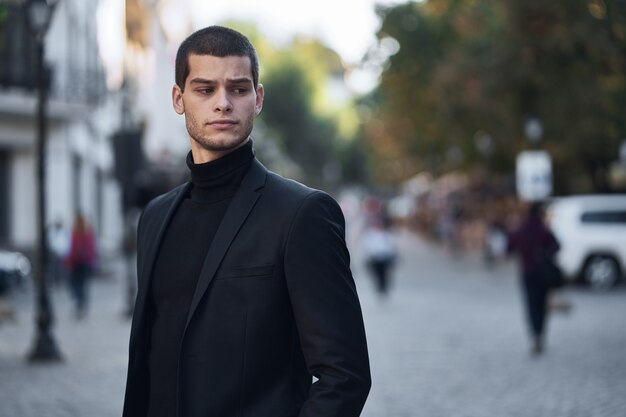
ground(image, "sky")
xmin=184 ymin=0 xmax=408 ymax=93
xmin=188 ymin=0 xmax=407 ymax=65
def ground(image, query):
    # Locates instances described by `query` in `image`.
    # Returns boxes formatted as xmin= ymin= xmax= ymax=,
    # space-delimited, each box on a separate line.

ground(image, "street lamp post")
xmin=25 ymin=0 xmax=62 ymax=362
xmin=517 ymin=115 xmax=553 ymax=202
xmin=524 ymin=116 xmax=544 ymax=147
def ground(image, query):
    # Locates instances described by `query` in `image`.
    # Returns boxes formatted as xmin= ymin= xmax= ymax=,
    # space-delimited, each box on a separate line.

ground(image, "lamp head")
xmin=25 ymin=0 xmax=57 ymax=37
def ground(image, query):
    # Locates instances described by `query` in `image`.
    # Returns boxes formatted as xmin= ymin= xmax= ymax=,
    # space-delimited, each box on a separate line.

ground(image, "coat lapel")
xmin=185 ymin=159 xmax=268 ymax=326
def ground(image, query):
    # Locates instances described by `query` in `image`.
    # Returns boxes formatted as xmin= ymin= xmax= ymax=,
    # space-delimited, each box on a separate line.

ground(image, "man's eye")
xmin=199 ymin=88 xmax=214 ymax=94
xmin=232 ymin=88 xmax=248 ymax=94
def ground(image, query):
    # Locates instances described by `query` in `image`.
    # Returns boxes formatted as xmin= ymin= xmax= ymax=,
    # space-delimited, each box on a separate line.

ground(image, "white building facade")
xmin=0 ymin=0 xmax=124 ymax=255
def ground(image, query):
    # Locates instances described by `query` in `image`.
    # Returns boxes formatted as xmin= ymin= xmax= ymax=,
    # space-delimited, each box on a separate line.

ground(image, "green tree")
xmin=224 ymin=20 xmax=365 ymax=188
xmin=495 ymin=0 xmax=626 ymax=192
xmin=261 ymin=58 xmax=338 ymax=187
xmin=365 ymin=0 xmax=626 ymax=192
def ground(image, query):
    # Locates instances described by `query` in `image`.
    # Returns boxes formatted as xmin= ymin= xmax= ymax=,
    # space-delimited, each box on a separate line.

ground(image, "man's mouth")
xmin=209 ymin=119 xmax=237 ymax=129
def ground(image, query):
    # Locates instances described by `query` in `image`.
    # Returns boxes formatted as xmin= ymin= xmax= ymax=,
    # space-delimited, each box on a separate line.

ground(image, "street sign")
xmin=516 ymin=150 xmax=552 ymax=201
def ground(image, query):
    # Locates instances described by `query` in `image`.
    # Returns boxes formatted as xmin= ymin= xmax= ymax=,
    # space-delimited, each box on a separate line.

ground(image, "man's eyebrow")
xmin=188 ymin=77 xmax=252 ymax=85
xmin=227 ymin=77 xmax=253 ymax=84
xmin=189 ymin=78 xmax=215 ymax=85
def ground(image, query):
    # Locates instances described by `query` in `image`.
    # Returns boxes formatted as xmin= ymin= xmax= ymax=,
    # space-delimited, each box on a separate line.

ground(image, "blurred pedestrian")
xmin=507 ymin=202 xmax=560 ymax=356
xmin=364 ymin=218 xmax=397 ymax=296
xmin=122 ymin=26 xmax=370 ymax=417
xmin=47 ymin=219 xmax=69 ymax=286
xmin=438 ymin=200 xmax=462 ymax=255
xmin=484 ymin=218 xmax=507 ymax=267
xmin=65 ymin=213 xmax=97 ymax=319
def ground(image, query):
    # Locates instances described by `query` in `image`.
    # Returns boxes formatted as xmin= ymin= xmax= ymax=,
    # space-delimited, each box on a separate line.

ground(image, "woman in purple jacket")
xmin=508 ymin=202 xmax=560 ymax=356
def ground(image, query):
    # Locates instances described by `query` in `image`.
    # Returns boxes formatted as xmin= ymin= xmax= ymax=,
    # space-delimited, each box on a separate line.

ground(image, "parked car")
xmin=546 ymin=195 xmax=626 ymax=291
xmin=0 ymin=250 xmax=32 ymax=293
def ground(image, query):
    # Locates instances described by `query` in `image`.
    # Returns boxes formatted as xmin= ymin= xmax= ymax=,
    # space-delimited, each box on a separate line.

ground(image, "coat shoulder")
xmin=262 ymin=171 xmax=344 ymax=225
xmin=142 ymin=182 xmax=189 ymax=218
xmin=264 ymin=171 xmax=332 ymax=205
xmin=137 ymin=182 xmax=189 ymax=237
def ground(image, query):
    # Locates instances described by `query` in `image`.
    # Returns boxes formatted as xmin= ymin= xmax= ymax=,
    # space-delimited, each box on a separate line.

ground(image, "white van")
xmin=546 ymin=195 xmax=626 ymax=291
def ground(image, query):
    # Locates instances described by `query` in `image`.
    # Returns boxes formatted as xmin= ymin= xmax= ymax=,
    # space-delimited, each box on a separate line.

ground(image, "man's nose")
xmin=214 ymin=89 xmax=232 ymax=113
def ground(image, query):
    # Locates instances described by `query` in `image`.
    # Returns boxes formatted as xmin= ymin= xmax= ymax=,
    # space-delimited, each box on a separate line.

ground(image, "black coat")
xmin=122 ymin=159 xmax=371 ymax=417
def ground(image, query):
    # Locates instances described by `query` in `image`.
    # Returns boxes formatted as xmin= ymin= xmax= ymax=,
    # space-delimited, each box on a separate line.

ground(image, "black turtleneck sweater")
xmin=147 ymin=141 xmax=254 ymax=417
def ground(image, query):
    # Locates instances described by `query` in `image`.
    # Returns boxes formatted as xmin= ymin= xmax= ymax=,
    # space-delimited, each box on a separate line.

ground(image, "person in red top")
xmin=65 ymin=213 xmax=97 ymax=319
xmin=508 ymin=202 xmax=560 ymax=355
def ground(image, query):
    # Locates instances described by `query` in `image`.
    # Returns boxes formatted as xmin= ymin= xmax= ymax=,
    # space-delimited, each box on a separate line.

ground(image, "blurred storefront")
xmin=395 ymin=169 xmax=520 ymax=254
xmin=0 ymin=0 xmax=124 ymax=254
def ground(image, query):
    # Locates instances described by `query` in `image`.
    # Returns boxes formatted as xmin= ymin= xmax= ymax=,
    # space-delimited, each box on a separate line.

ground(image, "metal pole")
xmin=28 ymin=36 xmax=62 ymax=362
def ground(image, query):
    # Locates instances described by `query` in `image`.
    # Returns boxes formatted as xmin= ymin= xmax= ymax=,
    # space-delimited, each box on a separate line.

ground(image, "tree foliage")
xmin=259 ymin=37 xmax=364 ymax=187
xmin=224 ymin=20 xmax=364 ymax=187
xmin=365 ymin=0 xmax=626 ymax=192
xmin=261 ymin=57 xmax=337 ymax=186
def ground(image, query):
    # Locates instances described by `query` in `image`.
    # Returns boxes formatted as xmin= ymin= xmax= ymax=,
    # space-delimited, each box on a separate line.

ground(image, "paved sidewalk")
xmin=355 ymin=230 xmax=626 ymax=417
xmin=0 ymin=261 xmax=131 ymax=417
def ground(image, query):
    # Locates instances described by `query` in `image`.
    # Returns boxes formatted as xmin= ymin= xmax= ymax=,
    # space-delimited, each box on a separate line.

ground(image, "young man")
xmin=122 ymin=26 xmax=371 ymax=417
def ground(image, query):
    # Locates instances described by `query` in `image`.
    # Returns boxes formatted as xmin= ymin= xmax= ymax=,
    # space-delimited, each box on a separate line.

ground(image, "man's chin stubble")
xmin=192 ymin=135 xmax=249 ymax=152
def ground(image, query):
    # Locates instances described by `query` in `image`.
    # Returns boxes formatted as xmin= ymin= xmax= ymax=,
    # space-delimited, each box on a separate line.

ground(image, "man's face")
xmin=172 ymin=54 xmax=264 ymax=163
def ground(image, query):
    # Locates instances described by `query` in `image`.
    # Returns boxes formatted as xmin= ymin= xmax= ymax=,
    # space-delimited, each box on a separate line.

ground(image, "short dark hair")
xmin=175 ymin=26 xmax=259 ymax=91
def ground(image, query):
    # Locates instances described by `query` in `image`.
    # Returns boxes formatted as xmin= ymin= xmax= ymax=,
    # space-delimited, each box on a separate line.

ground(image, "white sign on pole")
xmin=516 ymin=150 xmax=552 ymax=201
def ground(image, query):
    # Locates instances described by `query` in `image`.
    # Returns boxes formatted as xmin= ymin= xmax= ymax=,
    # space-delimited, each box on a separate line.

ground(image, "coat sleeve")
xmin=284 ymin=191 xmax=371 ymax=417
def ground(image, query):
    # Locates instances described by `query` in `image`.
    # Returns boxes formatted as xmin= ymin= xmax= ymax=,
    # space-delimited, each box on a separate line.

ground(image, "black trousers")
xmin=69 ymin=264 xmax=90 ymax=313
xmin=368 ymin=259 xmax=392 ymax=294
xmin=521 ymin=271 xmax=549 ymax=337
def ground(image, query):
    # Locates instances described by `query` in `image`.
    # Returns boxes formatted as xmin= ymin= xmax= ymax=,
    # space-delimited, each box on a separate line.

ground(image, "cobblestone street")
xmin=0 ymin=261 xmax=131 ymax=417
xmin=1 ymin=229 xmax=625 ymax=417
xmin=356 ymin=231 xmax=626 ymax=417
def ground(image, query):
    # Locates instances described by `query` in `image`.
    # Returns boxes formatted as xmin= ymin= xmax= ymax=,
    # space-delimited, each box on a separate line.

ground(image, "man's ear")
xmin=172 ymin=84 xmax=185 ymax=115
xmin=255 ymin=83 xmax=264 ymax=115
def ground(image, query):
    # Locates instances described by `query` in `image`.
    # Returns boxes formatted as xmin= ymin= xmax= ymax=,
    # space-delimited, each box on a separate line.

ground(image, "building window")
xmin=0 ymin=4 xmax=37 ymax=90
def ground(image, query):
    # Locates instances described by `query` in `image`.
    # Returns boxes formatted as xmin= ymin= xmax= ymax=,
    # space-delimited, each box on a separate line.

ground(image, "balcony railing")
xmin=0 ymin=3 xmax=107 ymax=105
